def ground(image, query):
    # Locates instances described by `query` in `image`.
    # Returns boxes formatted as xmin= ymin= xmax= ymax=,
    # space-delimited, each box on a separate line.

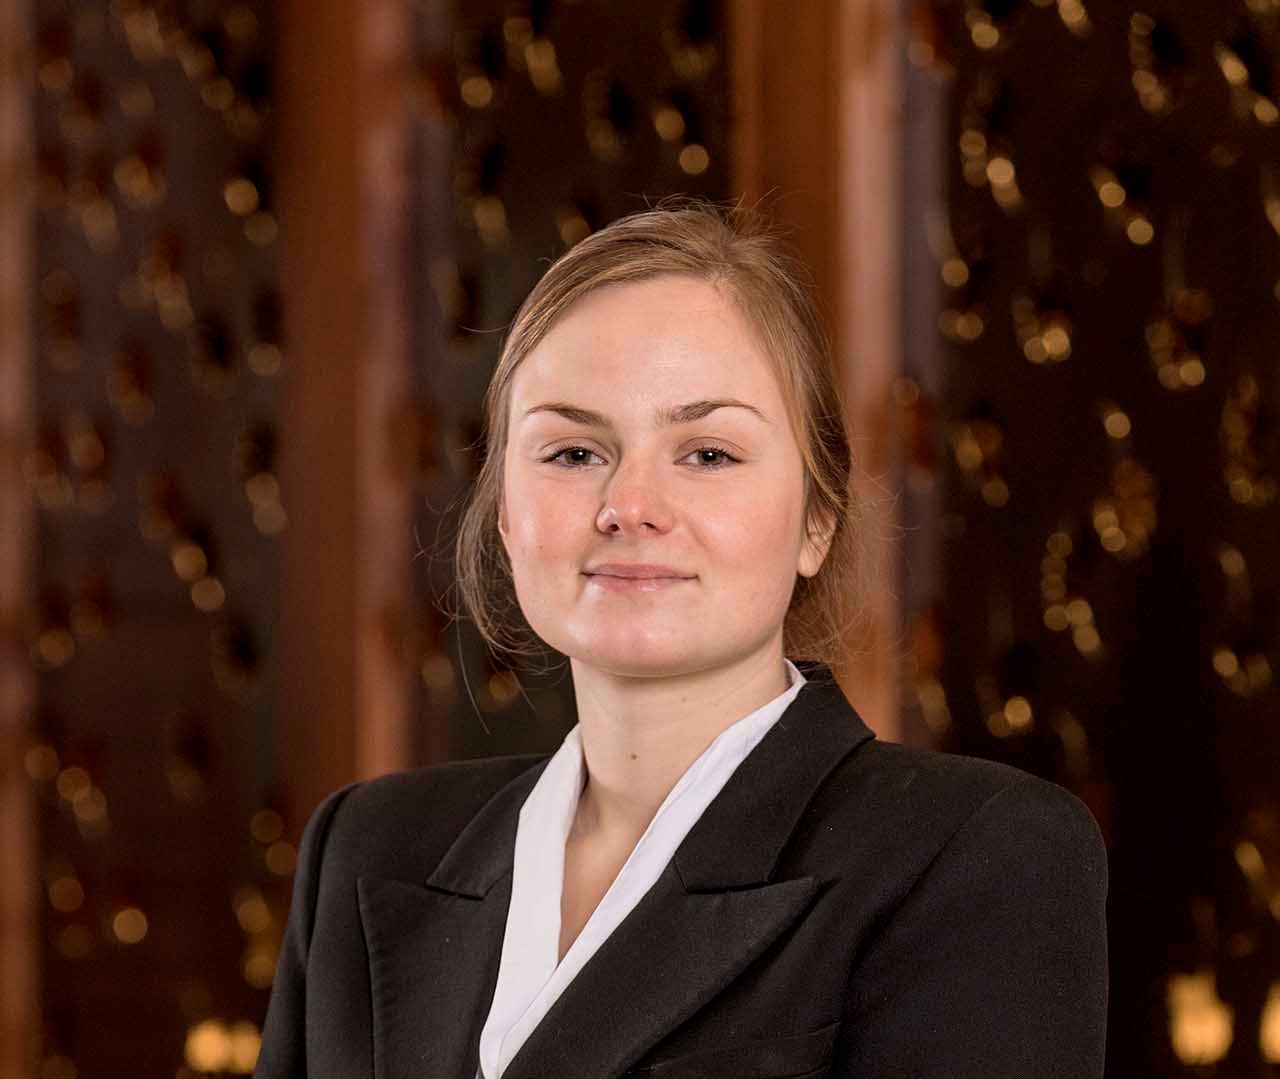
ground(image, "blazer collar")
xmin=356 ymin=659 xmax=876 ymax=1079
xmin=427 ymin=659 xmax=875 ymax=897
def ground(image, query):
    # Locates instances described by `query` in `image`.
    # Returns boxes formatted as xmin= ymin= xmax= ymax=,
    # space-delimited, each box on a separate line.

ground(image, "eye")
xmin=541 ymin=444 xmax=741 ymax=470
xmin=681 ymin=445 xmax=740 ymax=470
xmin=542 ymin=445 xmax=604 ymax=468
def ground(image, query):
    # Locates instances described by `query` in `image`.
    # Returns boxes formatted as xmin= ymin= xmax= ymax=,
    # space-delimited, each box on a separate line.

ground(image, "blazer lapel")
xmin=357 ymin=759 xmax=548 ymax=1079
xmin=499 ymin=663 xmax=875 ymax=1079
xmin=357 ymin=661 xmax=876 ymax=1079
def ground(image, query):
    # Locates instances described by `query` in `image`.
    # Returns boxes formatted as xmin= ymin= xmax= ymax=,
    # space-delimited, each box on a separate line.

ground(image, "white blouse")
xmin=476 ymin=658 xmax=808 ymax=1079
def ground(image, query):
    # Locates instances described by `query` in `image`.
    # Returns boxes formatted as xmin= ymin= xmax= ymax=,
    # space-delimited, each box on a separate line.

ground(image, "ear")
xmin=797 ymin=502 xmax=837 ymax=579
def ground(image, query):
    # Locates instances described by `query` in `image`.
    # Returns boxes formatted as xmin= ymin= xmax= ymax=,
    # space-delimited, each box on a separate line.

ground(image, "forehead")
xmin=510 ymin=275 xmax=783 ymax=407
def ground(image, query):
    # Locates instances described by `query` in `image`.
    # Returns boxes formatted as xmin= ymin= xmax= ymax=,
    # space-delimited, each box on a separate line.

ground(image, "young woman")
xmin=254 ymin=200 xmax=1108 ymax=1079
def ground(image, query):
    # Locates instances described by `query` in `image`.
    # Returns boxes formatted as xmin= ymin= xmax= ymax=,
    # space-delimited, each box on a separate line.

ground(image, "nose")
xmin=595 ymin=461 xmax=675 ymax=534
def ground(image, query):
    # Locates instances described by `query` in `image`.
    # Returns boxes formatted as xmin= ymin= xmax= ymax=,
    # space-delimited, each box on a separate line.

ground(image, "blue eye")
xmin=542 ymin=445 xmax=741 ymax=470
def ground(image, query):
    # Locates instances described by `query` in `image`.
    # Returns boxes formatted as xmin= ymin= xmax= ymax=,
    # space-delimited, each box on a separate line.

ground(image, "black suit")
xmin=253 ymin=660 xmax=1108 ymax=1078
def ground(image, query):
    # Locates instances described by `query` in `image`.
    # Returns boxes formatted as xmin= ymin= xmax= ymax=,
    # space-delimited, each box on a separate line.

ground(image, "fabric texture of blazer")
xmin=253 ymin=659 xmax=1109 ymax=1079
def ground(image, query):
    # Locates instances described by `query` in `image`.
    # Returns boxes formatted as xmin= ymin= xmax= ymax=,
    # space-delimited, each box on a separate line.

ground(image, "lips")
xmin=583 ymin=563 xmax=694 ymax=580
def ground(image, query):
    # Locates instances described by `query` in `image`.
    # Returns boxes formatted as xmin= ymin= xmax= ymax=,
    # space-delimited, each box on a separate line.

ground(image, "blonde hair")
xmin=447 ymin=195 xmax=872 ymax=682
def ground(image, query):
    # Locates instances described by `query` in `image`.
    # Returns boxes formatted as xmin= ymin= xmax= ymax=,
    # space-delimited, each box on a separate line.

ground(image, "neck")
xmin=566 ymin=642 xmax=791 ymax=848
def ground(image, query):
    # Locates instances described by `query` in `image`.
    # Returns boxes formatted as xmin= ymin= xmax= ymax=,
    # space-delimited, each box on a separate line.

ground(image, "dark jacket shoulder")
xmin=796 ymin=738 xmax=1106 ymax=896
xmin=300 ymin=752 xmax=550 ymax=884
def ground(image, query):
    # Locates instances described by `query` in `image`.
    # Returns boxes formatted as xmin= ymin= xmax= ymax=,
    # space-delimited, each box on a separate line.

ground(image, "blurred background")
xmin=1 ymin=0 xmax=1279 ymax=1075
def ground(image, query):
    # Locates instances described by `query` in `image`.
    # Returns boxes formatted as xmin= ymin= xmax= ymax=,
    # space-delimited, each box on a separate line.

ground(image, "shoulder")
xmin=342 ymin=751 xmax=549 ymax=821
xmin=804 ymin=738 xmax=1107 ymax=893
xmin=823 ymin=745 xmax=1110 ymax=1074
xmin=298 ymin=752 xmax=550 ymax=881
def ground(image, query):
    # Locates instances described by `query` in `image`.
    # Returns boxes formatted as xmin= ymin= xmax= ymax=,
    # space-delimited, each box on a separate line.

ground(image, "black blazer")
xmin=253 ymin=661 xmax=1108 ymax=1079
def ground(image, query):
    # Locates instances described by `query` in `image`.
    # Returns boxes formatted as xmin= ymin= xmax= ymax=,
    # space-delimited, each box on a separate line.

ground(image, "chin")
xmin=559 ymin=631 xmax=706 ymax=679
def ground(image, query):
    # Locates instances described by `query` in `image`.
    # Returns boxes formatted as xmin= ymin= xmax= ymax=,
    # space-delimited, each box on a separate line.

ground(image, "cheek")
xmin=502 ymin=480 xmax=584 ymax=569
xmin=700 ymin=486 xmax=803 ymax=583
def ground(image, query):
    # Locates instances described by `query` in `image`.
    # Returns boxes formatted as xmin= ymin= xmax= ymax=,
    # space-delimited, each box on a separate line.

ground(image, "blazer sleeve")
xmin=832 ymin=774 xmax=1109 ymax=1079
xmin=253 ymin=781 xmax=362 ymax=1079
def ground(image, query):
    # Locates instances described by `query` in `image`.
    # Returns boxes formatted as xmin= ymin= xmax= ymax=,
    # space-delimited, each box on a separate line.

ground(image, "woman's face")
xmin=499 ymin=274 xmax=833 ymax=680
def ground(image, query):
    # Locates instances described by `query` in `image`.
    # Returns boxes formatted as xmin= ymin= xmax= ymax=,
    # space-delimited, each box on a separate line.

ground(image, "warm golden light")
xmin=1126 ymin=215 xmax=1155 ymax=244
xmin=1214 ymin=45 xmax=1249 ymax=87
xmin=1044 ymin=605 xmax=1069 ymax=631
xmin=244 ymin=944 xmax=277 ymax=989
xmin=525 ymin=39 xmax=562 ymax=94
xmin=986 ymin=156 xmax=1015 ymax=187
xmin=460 ymin=75 xmax=493 ymax=108
xmin=1098 ymin=179 xmax=1125 ymax=207
xmin=1065 ymin=598 xmax=1093 ymax=626
xmin=1004 ymin=696 xmax=1033 ymax=731
xmin=234 ymin=888 xmax=271 ymax=934
xmin=487 ymin=669 xmax=521 ymax=704
xmin=223 ymin=178 xmax=259 ymax=216
xmin=186 ymin=1019 xmax=229 ymax=1071
xmin=36 ymin=627 xmax=76 ymax=667
xmin=1214 ymin=648 xmax=1240 ymax=678
xmin=1235 ymin=840 xmax=1265 ymax=882
xmin=245 ymin=210 xmax=278 ymax=246
xmin=56 ymin=766 xmax=90 ymax=802
xmin=248 ymin=342 xmax=282 ymax=376
xmin=1057 ymin=0 xmax=1090 ymax=32
xmin=1169 ymin=972 xmax=1233 ymax=1064
xmin=1218 ymin=545 xmax=1246 ymax=577
xmin=171 ymin=540 xmax=207 ymax=581
xmin=981 ymin=477 xmax=1010 ymax=507
xmin=266 ymin=841 xmax=297 ymax=876
xmin=473 ymin=196 xmax=509 ymax=247
xmin=112 ymin=906 xmax=148 ymax=944
xmin=72 ymin=785 xmax=107 ymax=824
xmin=959 ymin=129 xmax=986 ymax=156
xmin=971 ymin=22 xmax=999 ymax=49
xmin=250 ymin=808 xmax=283 ymax=844
xmin=227 ymin=1021 xmax=262 ymax=1073
xmin=244 ymin=472 xmax=280 ymax=506
xmin=49 ymin=875 xmax=85 ymax=913
xmin=421 ymin=652 xmax=455 ymax=690
xmin=557 ymin=210 xmax=590 ymax=248
xmin=1263 ymin=981 xmax=1280 ymax=1061
xmin=652 ymin=105 xmax=685 ymax=141
xmin=503 ymin=15 xmax=532 ymax=45
xmin=254 ymin=502 xmax=288 ymax=535
xmin=1042 ymin=325 xmax=1071 ymax=359
xmin=941 ymin=258 xmax=969 ymax=287
xmin=191 ymin=576 xmax=227 ymax=611
xmin=1103 ymin=408 xmax=1131 ymax=439
xmin=1073 ymin=624 xmax=1102 ymax=655
xmin=678 ymin=144 xmax=710 ymax=175
xmin=1178 ymin=358 xmax=1205 ymax=386
xmin=25 ymin=743 xmax=59 ymax=780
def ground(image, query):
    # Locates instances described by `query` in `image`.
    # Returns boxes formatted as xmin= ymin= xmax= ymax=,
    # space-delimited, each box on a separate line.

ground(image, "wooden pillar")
xmin=276 ymin=0 xmax=417 ymax=824
xmin=836 ymin=0 xmax=904 ymax=741
xmin=0 ymin=1 xmax=39 ymax=1075
xmin=730 ymin=0 xmax=904 ymax=740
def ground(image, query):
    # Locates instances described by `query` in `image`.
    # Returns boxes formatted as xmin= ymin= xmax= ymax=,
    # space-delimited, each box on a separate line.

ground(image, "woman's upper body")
xmin=252 ymin=658 xmax=1108 ymax=1079
xmin=253 ymin=201 xmax=1108 ymax=1078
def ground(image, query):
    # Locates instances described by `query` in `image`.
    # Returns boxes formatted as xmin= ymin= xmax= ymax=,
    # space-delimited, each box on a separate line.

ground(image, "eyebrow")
xmin=521 ymin=398 xmax=772 ymax=428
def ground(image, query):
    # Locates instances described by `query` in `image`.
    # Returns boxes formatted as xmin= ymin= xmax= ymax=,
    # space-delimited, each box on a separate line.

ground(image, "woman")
xmin=254 ymin=200 xmax=1108 ymax=1079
